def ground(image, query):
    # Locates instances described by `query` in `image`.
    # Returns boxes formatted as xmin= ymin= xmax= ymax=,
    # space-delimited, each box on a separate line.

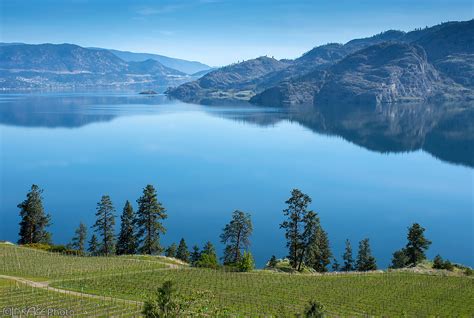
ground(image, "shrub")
xmin=267 ymin=255 xmax=278 ymax=268
xmin=433 ymin=254 xmax=444 ymax=269
xmin=238 ymin=251 xmax=255 ymax=272
xmin=390 ymin=249 xmax=409 ymax=269
xmin=304 ymin=300 xmax=325 ymax=317
xmin=196 ymin=253 xmax=220 ymax=269
xmin=433 ymin=255 xmax=454 ymax=271
xmin=143 ymin=281 xmax=183 ymax=317
xmin=22 ymin=243 xmax=52 ymax=251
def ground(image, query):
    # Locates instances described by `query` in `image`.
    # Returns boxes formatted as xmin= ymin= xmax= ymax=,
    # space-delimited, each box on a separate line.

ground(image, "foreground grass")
xmin=0 ymin=278 xmax=143 ymax=317
xmin=1 ymin=244 xmax=473 ymax=316
xmin=54 ymin=268 xmax=474 ymax=316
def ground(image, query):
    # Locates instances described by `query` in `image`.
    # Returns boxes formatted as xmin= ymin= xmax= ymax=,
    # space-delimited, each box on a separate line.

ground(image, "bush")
xmin=464 ymin=268 xmax=473 ymax=276
xmin=433 ymin=255 xmax=454 ymax=271
xmin=22 ymin=243 xmax=52 ymax=251
xmin=143 ymin=280 xmax=228 ymax=317
xmin=22 ymin=243 xmax=79 ymax=255
xmin=143 ymin=281 xmax=183 ymax=317
xmin=390 ymin=249 xmax=409 ymax=269
xmin=196 ymin=253 xmax=220 ymax=269
xmin=304 ymin=300 xmax=325 ymax=317
xmin=238 ymin=251 xmax=255 ymax=272
xmin=433 ymin=254 xmax=444 ymax=269
xmin=267 ymin=255 xmax=278 ymax=268
xmin=442 ymin=260 xmax=454 ymax=271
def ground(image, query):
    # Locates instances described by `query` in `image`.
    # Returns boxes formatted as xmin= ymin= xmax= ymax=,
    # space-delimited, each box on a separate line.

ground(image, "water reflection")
xmin=0 ymin=93 xmax=472 ymax=167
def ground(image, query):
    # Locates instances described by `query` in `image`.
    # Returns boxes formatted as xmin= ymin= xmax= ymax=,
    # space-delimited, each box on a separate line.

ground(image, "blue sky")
xmin=1 ymin=0 xmax=472 ymax=66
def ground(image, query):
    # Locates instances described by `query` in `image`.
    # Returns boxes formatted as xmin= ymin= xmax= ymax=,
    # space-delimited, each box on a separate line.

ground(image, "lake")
xmin=0 ymin=92 xmax=472 ymax=267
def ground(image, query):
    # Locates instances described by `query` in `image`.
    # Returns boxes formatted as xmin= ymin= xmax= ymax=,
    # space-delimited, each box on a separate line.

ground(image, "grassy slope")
xmin=54 ymin=268 xmax=474 ymax=316
xmin=0 ymin=278 xmax=142 ymax=317
xmin=1 ymin=244 xmax=473 ymax=316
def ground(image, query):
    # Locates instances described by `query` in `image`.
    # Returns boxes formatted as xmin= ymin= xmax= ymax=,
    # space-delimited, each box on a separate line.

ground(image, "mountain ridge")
xmin=0 ymin=43 xmax=199 ymax=90
xmin=167 ymin=20 xmax=474 ymax=106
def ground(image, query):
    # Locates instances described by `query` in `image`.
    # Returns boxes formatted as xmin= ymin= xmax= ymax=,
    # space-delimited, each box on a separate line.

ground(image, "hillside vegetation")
xmin=1 ymin=244 xmax=473 ymax=316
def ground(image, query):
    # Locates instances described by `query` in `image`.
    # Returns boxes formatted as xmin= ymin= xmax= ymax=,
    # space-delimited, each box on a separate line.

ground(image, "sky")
xmin=1 ymin=0 xmax=472 ymax=66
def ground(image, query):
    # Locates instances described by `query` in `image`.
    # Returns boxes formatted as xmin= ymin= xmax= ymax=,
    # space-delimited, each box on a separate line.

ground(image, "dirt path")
xmin=0 ymin=274 xmax=142 ymax=305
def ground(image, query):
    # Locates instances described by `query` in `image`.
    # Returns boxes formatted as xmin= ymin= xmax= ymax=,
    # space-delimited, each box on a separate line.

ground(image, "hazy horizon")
xmin=1 ymin=0 xmax=472 ymax=66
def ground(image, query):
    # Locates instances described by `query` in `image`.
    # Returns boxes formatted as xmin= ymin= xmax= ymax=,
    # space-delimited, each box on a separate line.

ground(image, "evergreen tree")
xmin=331 ymin=257 xmax=340 ymax=271
xmin=196 ymin=241 xmax=219 ymax=269
xmin=432 ymin=254 xmax=454 ymax=271
xmin=136 ymin=185 xmax=167 ymax=254
xmin=116 ymin=201 xmax=138 ymax=255
xmin=190 ymin=245 xmax=201 ymax=266
xmin=201 ymin=241 xmax=215 ymax=255
xmin=88 ymin=234 xmax=99 ymax=255
xmin=70 ymin=222 xmax=87 ymax=254
xmin=405 ymin=223 xmax=431 ymax=266
xmin=142 ymin=281 xmax=182 ymax=317
xmin=433 ymin=254 xmax=444 ymax=269
xmin=17 ymin=184 xmax=52 ymax=244
xmin=92 ymin=195 xmax=116 ymax=255
xmin=342 ymin=239 xmax=354 ymax=271
xmin=305 ymin=222 xmax=332 ymax=272
xmin=220 ymin=210 xmax=253 ymax=265
xmin=222 ymin=245 xmax=235 ymax=265
xmin=390 ymin=249 xmax=409 ymax=269
xmin=165 ymin=243 xmax=177 ymax=258
xmin=356 ymin=238 xmax=377 ymax=271
xmin=176 ymin=238 xmax=190 ymax=263
xmin=280 ymin=189 xmax=315 ymax=270
xmin=237 ymin=251 xmax=255 ymax=272
xmin=267 ymin=255 xmax=278 ymax=268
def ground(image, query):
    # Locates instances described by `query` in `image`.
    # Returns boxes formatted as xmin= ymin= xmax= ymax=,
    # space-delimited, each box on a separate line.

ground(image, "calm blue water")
xmin=0 ymin=93 xmax=472 ymax=267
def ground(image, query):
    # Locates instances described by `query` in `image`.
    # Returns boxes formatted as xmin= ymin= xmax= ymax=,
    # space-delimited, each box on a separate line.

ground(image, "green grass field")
xmin=1 ymin=244 xmax=473 ymax=316
xmin=0 ymin=244 xmax=169 ymax=281
xmin=0 ymin=278 xmax=143 ymax=317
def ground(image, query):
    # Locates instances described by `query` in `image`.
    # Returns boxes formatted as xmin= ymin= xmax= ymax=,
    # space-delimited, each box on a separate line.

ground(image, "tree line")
xmin=17 ymin=184 xmax=441 ymax=272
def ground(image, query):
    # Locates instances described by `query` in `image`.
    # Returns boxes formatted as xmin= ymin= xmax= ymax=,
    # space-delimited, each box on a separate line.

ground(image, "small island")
xmin=139 ymin=90 xmax=158 ymax=95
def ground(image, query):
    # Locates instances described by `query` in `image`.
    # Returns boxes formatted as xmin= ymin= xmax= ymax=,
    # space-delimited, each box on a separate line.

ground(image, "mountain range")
xmin=167 ymin=20 xmax=473 ymax=106
xmin=0 ymin=43 xmax=212 ymax=90
xmin=88 ymin=48 xmax=212 ymax=75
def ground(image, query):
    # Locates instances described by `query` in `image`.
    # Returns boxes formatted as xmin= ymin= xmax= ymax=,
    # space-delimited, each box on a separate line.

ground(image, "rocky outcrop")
xmin=315 ymin=43 xmax=444 ymax=105
xmin=166 ymin=56 xmax=290 ymax=102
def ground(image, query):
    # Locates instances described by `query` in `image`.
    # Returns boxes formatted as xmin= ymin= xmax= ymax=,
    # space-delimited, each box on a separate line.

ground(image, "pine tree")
xmin=220 ymin=210 xmax=253 ymax=265
xmin=237 ymin=251 xmax=255 ymax=272
xmin=176 ymin=238 xmax=190 ymax=263
xmin=88 ymin=234 xmax=99 ymax=255
xmin=92 ymin=195 xmax=116 ymax=255
xmin=17 ymin=184 xmax=52 ymax=244
xmin=196 ymin=241 xmax=219 ymax=269
xmin=116 ymin=201 xmax=138 ymax=255
xmin=136 ymin=185 xmax=167 ymax=254
xmin=71 ymin=222 xmax=87 ymax=254
xmin=190 ymin=245 xmax=201 ymax=266
xmin=280 ymin=189 xmax=315 ymax=270
xmin=267 ymin=255 xmax=278 ymax=268
xmin=356 ymin=238 xmax=377 ymax=271
xmin=165 ymin=243 xmax=177 ymax=258
xmin=342 ymin=239 xmax=354 ymax=271
xmin=331 ymin=258 xmax=340 ymax=271
xmin=390 ymin=249 xmax=409 ymax=269
xmin=433 ymin=254 xmax=444 ymax=269
xmin=305 ymin=222 xmax=332 ymax=272
xmin=405 ymin=223 xmax=431 ymax=266
xmin=222 ymin=245 xmax=235 ymax=265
